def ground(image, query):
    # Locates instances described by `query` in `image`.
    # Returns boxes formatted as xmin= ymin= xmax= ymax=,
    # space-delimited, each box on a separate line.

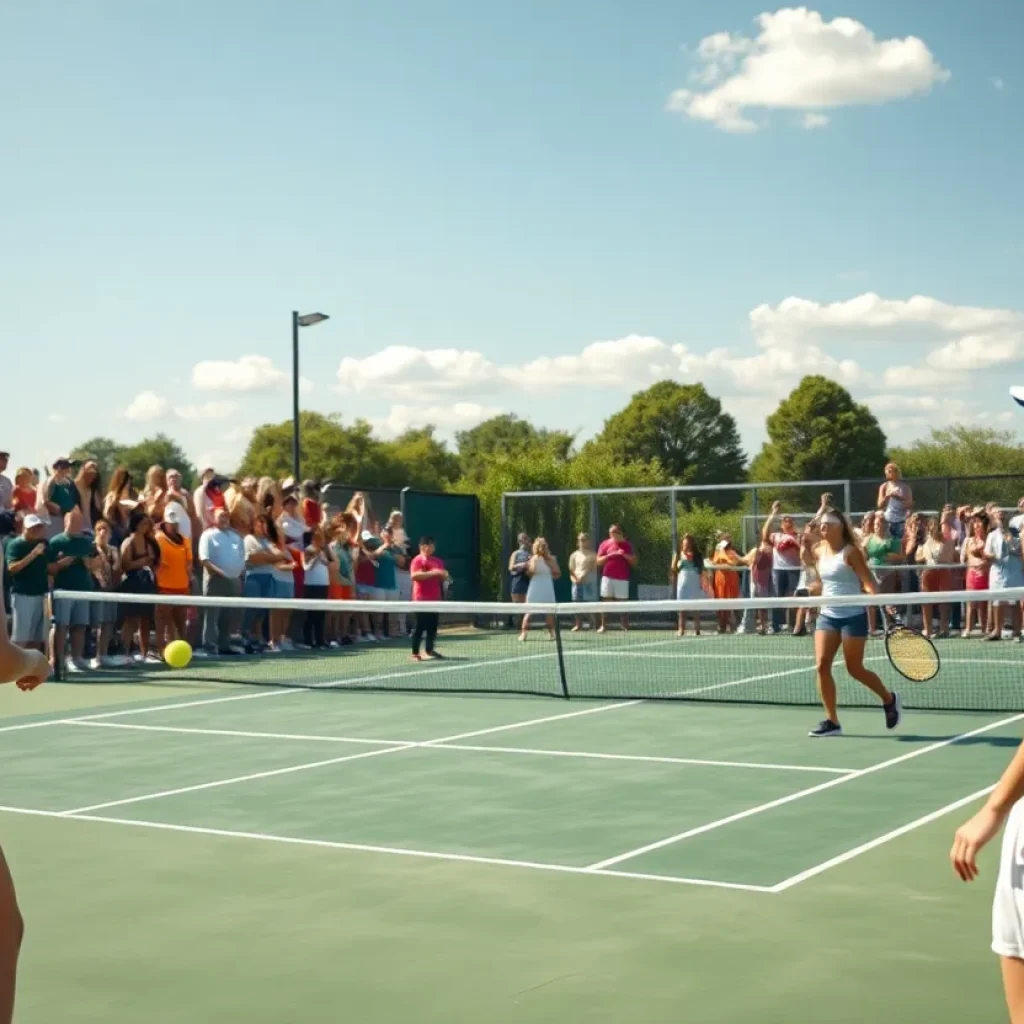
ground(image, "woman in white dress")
xmin=670 ymin=533 xmax=706 ymax=637
xmin=519 ymin=537 xmax=560 ymax=641
xmin=984 ymin=508 xmax=1024 ymax=641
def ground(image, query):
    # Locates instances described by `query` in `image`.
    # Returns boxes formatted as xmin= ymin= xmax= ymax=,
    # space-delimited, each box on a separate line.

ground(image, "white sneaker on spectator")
xmin=65 ymin=660 xmax=85 ymax=675
xmin=132 ymin=652 xmax=146 ymax=663
xmin=88 ymin=657 xmax=102 ymax=670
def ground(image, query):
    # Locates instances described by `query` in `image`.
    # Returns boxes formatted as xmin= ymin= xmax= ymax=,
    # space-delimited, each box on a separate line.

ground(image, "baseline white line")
xmin=587 ymin=711 xmax=1024 ymax=871
xmin=68 ymin=721 xmax=409 ymax=746
xmin=0 ymin=805 xmax=772 ymax=893
xmin=433 ymin=743 xmax=855 ymax=775
xmin=0 ymin=686 xmax=304 ymax=735
xmin=60 ymin=743 xmax=419 ymax=815
xmin=769 ymin=785 xmax=996 ymax=893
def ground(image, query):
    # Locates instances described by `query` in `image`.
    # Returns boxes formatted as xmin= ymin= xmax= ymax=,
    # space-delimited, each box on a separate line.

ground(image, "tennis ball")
xmin=164 ymin=640 xmax=193 ymax=669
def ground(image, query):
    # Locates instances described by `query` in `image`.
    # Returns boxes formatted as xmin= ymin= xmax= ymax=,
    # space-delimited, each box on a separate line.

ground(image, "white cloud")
xmin=991 ymin=76 xmax=1006 ymax=91
xmin=124 ymin=391 xmax=173 ymax=422
xmin=191 ymin=355 xmax=311 ymax=394
xmin=801 ymin=112 xmax=830 ymax=129
xmin=668 ymin=8 xmax=950 ymax=132
xmin=927 ymin=333 xmax=1024 ymax=371
xmin=372 ymin=402 xmax=504 ymax=438
xmin=123 ymin=391 xmax=237 ymax=422
xmin=47 ymin=413 xmax=65 ymax=424
xmin=337 ymin=345 xmax=505 ymax=398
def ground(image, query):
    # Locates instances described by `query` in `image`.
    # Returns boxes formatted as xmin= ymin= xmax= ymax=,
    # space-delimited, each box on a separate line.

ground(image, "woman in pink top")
xmin=410 ymin=536 xmax=448 ymax=660
xmin=596 ymin=524 xmax=636 ymax=633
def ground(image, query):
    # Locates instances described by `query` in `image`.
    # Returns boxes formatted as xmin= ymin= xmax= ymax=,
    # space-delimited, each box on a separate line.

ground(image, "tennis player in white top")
xmin=952 ymin=741 xmax=1024 ymax=1022
xmin=807 ymin=508 xmax=902 ymax=738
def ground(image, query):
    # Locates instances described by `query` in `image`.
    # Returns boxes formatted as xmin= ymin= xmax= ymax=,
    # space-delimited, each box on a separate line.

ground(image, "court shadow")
xmin=886 ymin=733 xmax=1021 ymax=749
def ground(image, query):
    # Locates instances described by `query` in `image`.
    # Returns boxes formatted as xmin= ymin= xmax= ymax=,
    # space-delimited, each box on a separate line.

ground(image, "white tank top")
xmin=818 ymin=545 xmax=863 ymax=618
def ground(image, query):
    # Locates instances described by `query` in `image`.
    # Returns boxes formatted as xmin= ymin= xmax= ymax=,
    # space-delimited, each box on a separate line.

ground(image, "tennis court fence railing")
xmin=49 ymin=587 xmax=1024 ymax=712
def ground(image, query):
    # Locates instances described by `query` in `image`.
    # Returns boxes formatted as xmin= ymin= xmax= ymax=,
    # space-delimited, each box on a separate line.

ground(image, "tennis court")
xmin=5 ymin=591 xmax=1023 ymax=1022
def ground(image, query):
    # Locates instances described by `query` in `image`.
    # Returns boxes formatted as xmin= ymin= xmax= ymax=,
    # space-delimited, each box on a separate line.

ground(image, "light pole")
xmin=292 ymin=310 xmax=329 ymax=483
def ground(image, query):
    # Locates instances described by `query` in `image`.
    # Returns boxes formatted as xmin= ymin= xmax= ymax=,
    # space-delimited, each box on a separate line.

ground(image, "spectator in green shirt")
xmin=4 ymin=515 xmax=51 ymax=652
xmin=864 ymin=515 xmax=902 ymax=633
xmin=48 ymin=508 xmax=100 ymax=674
xmin=40 ymin=457 xmax=80 ymax=539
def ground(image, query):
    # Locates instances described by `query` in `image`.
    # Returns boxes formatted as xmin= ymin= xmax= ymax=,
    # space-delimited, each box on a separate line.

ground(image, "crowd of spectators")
xmin=508 ymin=462 xmax=1024 ymax=641
xmin=0 ymin=451 xmax=452 ymax=671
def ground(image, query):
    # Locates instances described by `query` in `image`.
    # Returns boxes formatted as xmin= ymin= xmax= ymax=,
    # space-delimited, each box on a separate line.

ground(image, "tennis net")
xmin=51 ymin=587 xmax=1024 ymax=711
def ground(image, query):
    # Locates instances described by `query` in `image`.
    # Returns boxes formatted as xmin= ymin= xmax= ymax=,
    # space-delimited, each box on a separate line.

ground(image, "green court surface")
xmin=1 ymin=663 xmax=1020 ymax=1022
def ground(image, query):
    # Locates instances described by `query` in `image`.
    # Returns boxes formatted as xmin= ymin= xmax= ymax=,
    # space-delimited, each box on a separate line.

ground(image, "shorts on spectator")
xmin=572 ymin=581 xmax=597 ymax=602
xmin=274 ymin=578 xmax=295 ymax=600
xmin=336 ymin=584 xmax=355 ymax=600
xmin=967 ymin=568 xmax=990 ymax=591
xmin=90 ymin=597 xmax=119 ymax=627
xmin=11 ymin=593 xmax=47 ymax=645
xmin=53 ymin=596 xmax=92 ymax=629
xmin=377 ymin=588 xmax=399 ymax=602
xmin=356 ymin=584 xmax=376 ymax=600
xmin=243 ymin=573 xmax=275 ymax=601
xmin=600 ymin=577 xmax=629 ymax=601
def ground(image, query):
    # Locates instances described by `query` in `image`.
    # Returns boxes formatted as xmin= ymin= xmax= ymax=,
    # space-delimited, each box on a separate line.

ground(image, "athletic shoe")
xmin=65 ymin=659 xmax=85 ymax=675
xmin=884 ymin=692 xmax=902 ymax=730
xmin=427 ymin=651 xmax=444 ymax=660
xmin=808 ymin=719 xmax=842 ymax=737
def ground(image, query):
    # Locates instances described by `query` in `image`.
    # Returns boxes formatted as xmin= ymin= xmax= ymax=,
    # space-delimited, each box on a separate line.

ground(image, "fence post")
xmin=589 ymin=495 xmax=599 ymax=550
xmin=750 ymin=485 xmax=758 ymax=552
xmin=843 ymin=479 xmax=852 ymax=514
xmin=500 ymin=493 xmax=510 ymax=602
xmin=944 ymin=477 xmax=951 ymax=507
xmin=669 ymin=489 xmax=678 ymax=561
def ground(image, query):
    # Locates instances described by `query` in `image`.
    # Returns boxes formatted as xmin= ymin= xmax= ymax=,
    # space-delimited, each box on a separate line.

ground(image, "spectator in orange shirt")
xmin=154 ymin=503 xmax=193 ymax=653
xmin=711 ymin=534 xmax=741 ymax=633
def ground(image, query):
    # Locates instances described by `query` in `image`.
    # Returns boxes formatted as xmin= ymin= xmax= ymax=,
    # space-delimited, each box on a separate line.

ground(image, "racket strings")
xmin=886 ymin=628 xmax=940 ymax=682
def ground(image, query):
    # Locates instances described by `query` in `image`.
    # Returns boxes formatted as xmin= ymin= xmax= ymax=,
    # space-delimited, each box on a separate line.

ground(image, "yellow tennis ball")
xmin=164 ymin=640 xmax=193 ymax=669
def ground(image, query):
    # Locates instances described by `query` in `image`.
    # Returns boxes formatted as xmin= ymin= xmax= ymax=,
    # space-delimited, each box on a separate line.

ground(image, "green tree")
xmin=888 ymin=425 xmax=1024 ymax=508
xmin=750 ymin=376 xmax=886 ymax=483
xmin=381 ymin=427 xmax=461 ymax=491
xmin=69 ymin=437 xmax=123 ymax=479
xmin=455 ymin=414 xmax=574 ymax=482
xmin=237 ymin=413 xmax=461 ymax=489
xmin=457 ymin=444 xmax=671 ymax=598
xmin=68 ymin=434 xmax=196 ymax=488
xmin=587 ymin=381 xmax=746 ymax=486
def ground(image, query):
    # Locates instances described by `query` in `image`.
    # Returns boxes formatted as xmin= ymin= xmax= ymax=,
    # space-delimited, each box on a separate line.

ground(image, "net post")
xmin=500 ymin=493 xmax=510 ymax=603
xmin=552 ymin=605 xmax=570 ymax=699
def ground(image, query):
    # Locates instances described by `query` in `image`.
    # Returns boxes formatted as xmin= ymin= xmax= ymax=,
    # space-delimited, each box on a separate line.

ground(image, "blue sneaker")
xmin=808 ymin=719 xmax=843 ymax=738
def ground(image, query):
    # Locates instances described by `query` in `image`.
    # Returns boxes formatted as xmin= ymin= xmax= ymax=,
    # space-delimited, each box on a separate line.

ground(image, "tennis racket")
xmin=879 ymin=607 xmax=940 ymax=682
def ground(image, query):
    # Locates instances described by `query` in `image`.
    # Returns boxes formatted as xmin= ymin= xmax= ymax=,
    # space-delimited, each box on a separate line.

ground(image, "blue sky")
xmin=2 ymin=0 xmax=1021 ymax=477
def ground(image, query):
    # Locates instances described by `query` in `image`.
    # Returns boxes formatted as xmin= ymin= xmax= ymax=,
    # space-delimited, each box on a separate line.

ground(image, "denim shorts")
xmin=572 ymin=581 xmax=597 ymax=602
xmin=816 ymin=610 xmax=869 ymax=638
xmin=273 ymin=577 xmax=295 ymax=600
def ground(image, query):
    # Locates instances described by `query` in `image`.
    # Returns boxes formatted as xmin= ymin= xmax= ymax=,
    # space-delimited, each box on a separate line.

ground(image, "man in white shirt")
xmin=197 ymin=508 xmax=245 ymax=654
xmin=192 ymin=468 xmax=217 ymax=531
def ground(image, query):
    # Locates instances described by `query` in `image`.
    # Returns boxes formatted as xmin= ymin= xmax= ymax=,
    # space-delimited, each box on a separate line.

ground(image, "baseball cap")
xmin=23 ymin=513 xmax=45 ymax=530
xmin=163 ymin=503 xmax=186 ymax=525
xmin=53 ymin=456 xmax=71 ymax=468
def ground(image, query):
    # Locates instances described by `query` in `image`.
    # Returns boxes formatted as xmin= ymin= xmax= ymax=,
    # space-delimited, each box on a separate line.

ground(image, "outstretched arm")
xmin=952 ymin=742 xmax=1024 ymax=882
xmin=0 ymin=585 xmax=49 ymax=690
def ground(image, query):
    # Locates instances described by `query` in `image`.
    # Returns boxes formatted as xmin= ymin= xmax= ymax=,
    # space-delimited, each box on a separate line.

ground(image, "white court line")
xmin=59 ymin=699 xmax=645 ymax=815
xmin=769 ymin=784 xmax=996 ymax=892
xmin=587 ymin=711 xmax=1024 ymax=871
xmin=434 ymin=743 xmax=854 ymax=775
xmin=0 ymin=686 xmax=304 ymax=734
xmin=68 ymin=721 xmax=410 ymax=747
xmin=0 ymin=805 xmax=772 ymax=893
xmin=61 ymin=742 xmax=420 ymax=815
xmin=63 ymin=719 xmax=854 ymax=774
